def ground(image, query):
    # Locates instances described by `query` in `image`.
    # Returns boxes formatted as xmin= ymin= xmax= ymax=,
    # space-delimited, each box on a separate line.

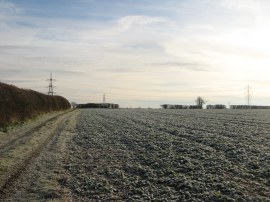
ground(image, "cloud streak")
xmin=1 ymin=0 xmax=270 ymax=107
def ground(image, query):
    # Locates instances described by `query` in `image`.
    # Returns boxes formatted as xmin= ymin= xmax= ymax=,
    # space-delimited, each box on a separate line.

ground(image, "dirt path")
xmin=0 ymin=109 xmax=80 ymax=201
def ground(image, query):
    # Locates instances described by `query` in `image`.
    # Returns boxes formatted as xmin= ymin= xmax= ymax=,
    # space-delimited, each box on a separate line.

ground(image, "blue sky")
xmin=1 ymin=0 xmax=270 ymax=107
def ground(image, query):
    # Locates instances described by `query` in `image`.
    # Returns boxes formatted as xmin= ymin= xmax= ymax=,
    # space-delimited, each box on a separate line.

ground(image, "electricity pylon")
xmin=245 ymin=85 xmax=252 ymax=107
xmin=103 ymin=94 xmax=106 ymax=104
xmin=47 ymin=73 xmax=55 ymax=96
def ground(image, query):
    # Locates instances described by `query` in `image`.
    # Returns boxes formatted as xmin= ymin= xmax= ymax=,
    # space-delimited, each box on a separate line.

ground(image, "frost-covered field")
xmin=65 ymin=109 xmax=270 ymax=201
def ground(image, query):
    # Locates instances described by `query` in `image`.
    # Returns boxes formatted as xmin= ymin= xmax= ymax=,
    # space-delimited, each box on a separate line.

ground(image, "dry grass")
xmin=0 ymin=82 xmax=70 ymax=127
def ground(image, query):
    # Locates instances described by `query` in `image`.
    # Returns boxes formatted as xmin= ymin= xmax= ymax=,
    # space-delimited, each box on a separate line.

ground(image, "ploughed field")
xmin=66 ymin=109 xmax=270 ymax=201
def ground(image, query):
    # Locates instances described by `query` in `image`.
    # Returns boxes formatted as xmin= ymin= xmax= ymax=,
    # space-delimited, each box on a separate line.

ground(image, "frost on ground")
xmin=2 ymin=109 xmax=270 ymax=201
xmin=0 ymin=110 xmax=79 ymax=201
xmin=64 ymin=109 xmax=270 ymax=201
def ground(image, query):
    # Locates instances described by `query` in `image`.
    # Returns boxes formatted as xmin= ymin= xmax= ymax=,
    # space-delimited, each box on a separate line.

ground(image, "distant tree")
xmin=71 ymin=102 xmax=77 ymax=108
xmin=195 ymin=96 xmax=205 ymax=109
xmin=161 ymin=104 xmax=168 ymax=109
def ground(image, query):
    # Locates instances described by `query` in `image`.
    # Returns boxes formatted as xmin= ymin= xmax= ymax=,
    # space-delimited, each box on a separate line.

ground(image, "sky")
xmin=1 ymin=0 xmax=270 ymax=108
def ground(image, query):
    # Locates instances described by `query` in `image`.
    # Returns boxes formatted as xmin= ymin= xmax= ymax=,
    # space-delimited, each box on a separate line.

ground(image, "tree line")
xmin=161 ymin=96 xmax=206 ymax=109
xmin=161 ymin=96 xmax=270 ymax=109
xmin=0 ymin=82 xmax=70 ymax=128
xmin=76 ymin=103 xmax=119 ymax=109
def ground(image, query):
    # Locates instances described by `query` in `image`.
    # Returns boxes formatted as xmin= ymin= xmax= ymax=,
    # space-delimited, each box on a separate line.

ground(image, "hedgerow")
xmin=0 ymin=82 xmax=70 ymax=127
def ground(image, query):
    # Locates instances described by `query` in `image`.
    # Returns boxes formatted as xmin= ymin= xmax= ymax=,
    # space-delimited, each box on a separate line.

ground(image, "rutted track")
xmin=0 ymin=109 xmax=77 ymax=199
xmin=0 ymin=110 xmax=70 ymax=155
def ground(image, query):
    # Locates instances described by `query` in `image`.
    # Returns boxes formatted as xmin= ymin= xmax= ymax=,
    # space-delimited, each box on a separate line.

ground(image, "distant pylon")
xmin=103 ymin=94 xmax=106 ymax=104
xmin=47 ymin=73 xmax=55 ymax=96
xmin=245 ymin=85 xmax=252 ymax=107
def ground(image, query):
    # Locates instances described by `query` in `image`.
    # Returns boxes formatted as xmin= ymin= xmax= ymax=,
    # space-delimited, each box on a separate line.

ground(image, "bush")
xmin=230 ymin=105 xmax=270 ymax=109
xmin=206 ymin=105 xmax=227 ymax=109
xmin=0 ymin=82 xmax=71 ymax=127
xmin=76 ymin=103 xmax=119 ymax=109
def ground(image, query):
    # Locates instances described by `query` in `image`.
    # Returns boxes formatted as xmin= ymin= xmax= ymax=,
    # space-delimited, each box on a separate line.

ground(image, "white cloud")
xmin=0 ymin=0 xmax=22 ymax=15
xmin=220 ymin=0 xmax=261 ymax=12
xmin=2 ymin=1 xmax=270 ymax=107
xmin=117 ymin=15 xmax=169 ymax=30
